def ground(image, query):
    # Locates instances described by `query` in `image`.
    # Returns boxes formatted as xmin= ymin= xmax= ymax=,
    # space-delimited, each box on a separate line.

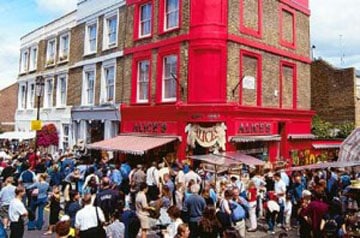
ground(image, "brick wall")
xmin=0 ymin=84 xmax=18 ymax=131
xmin=311 ymin=60 xmax=356 ymax=124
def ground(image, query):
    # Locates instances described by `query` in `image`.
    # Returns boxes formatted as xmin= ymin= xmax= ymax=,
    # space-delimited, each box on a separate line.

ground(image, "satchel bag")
xmin=95 ymin=206 xmax=107 ymax=238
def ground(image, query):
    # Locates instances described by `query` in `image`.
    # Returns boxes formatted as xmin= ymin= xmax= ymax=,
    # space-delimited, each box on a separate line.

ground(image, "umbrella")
xmin=338 ymin=127 xmax=360 ymax=162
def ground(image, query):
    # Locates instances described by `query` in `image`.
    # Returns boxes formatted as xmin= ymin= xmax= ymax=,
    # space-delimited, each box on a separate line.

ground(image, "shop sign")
xmin=237 ymin=122 xmax=272 ymax=135
xmin=185 ymin=123 xmax=227 ymax=150
xmin=31 ymin=120 xmax=42 ymax=131
xmin=133 ymin=122 xmax=168 ymax=134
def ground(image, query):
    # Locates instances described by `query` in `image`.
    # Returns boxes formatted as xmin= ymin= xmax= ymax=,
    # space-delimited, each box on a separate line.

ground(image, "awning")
xmin=288 ymin=134 xmax=316 ymax=140
xmin=312 ymin=143 xmax=341 ymax=149
xmin=221 ymin=151 xmax=266 ymax=166
xmin=0 ymin=131 xmax=36 ymax=141
xmin=230 ymin=135 xmax=281 ymax=143
xmin=286 ymin=161 xmax=360 ymax=172
xmin=338 ymin=128 xmax=360 ymax=162
xmin=86 ymin=135 xmax=178 ymax=155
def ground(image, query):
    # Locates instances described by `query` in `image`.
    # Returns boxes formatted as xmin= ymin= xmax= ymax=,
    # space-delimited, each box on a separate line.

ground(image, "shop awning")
xmin=0 ymin=131 xmax=36 ymax=141
xmin=221 ymin=151 xmax=266 ymax=166
xmin=286 ymin=161 xmax=360 ymax=172
xmin=87 ymin=135 xmax=178 ymax=155
xmin=188 ymin=154 xmax=242 ymax=167
xmin=288 ymin=134 xmax=316 ymax=140
xmin=312 ymin=143 xmax=341 ymax=149
xmin=229 ymin=135 xmax=281 ymax=143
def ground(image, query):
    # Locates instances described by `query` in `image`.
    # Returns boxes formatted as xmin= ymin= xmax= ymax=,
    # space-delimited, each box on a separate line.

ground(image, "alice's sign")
xmin=237 ymin=121 xmax=272 ymax=135
xmin=133 ymin=122 xmax=167 ymax=134
xmin=185 ymin=123 xmax=227 ymax=150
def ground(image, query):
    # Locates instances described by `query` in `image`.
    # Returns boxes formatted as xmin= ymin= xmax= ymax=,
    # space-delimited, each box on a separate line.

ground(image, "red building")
xmin=120 ymin=0 xmax=314 ymax=164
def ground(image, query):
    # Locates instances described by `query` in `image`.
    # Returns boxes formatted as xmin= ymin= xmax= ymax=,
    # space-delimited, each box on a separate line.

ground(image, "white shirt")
xmin=146 ymin=166 xmax=159 ymax=186
xmin=0 ymin=184 xmax=16 ymax=206
xmin=176 ymin=170 xmax=185 ymax=185
xmin=9 ymin=198 xmax=27 ymax=222
xmin=75 ymin=205 xmax=105 ymax=231
xmin=158 ymin=167 xmax=170 ymax=184
xmin=164 ymin=218 xmax=183 ymax=238
xmin=274 ymin=179 xmax=286 ymax=203
xmin=184 ymin=170 xmax=201 ymax=186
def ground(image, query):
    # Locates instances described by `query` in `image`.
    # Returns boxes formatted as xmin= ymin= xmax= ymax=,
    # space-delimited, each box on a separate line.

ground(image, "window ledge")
xmin=46 ymin=63 xmax=56 ymax=68
xmin=28 ymin=69 xmax=37 ymax=74
xmin=159 ymin=27 xmax=180 ymax=36
xmin=135 ymin=35 xmax=152 ymax=41
xmin=83 ymin=52 xmax=97 ymax=57
xmin=57 ymin=60 xmax=69 ymax=66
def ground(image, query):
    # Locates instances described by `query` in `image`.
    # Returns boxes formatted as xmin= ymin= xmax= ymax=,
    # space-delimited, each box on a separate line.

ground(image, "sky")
xmin=0 ymin=0 xmax=359 ymax=90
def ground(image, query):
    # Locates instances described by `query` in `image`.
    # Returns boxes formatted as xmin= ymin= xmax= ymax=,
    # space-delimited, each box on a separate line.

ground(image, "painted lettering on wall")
xmin=185 ymin=123 xmax=227 ymax=151
xmin=237 ymin=122 xmax=272 ymax=134
xmin=133 ymin=122 xmax=167 ymax=134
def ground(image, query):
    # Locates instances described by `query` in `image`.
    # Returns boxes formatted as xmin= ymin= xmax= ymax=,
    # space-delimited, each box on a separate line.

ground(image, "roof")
xmin=0 ymin=131 xmax=35 ymax=141
xmin=87 ymin=135 xmax=178 ymax=155
xmin=229 ymin=135 xmax=281 ymax=143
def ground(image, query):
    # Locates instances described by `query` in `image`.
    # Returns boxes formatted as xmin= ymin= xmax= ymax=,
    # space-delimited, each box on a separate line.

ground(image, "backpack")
xmin=229 ymin=201 xmax=245 ymax=222
xmin=323 ymin=215 xmax=339 ymax=236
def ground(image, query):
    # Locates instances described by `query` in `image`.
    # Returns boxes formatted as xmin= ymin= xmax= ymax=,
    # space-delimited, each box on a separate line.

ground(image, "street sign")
xmin=31 ymin=120 xmax=42 ymax=131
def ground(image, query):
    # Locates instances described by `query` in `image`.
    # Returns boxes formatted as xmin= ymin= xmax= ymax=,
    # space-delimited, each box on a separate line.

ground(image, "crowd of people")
xmin=0 ymin=145 xmax=358 ymax=238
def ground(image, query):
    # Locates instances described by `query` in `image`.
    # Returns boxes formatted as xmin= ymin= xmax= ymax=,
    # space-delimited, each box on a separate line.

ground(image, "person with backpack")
xmin=320 ymin=198 xmax=347 ymax=238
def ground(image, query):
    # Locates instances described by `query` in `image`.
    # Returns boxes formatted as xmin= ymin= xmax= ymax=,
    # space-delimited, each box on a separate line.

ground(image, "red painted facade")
xmin=122 ymin=0 xmax=315 ymax=163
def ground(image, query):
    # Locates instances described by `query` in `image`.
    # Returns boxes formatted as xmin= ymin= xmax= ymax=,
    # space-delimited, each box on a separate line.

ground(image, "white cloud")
xmin=311 ymin=0 xmax=360 ymax=68
xmin=35 ymin=0 xmax=78 ymax=15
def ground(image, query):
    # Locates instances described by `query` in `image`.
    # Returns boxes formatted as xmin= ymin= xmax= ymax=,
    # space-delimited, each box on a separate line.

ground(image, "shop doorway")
xmin=278 ymin=122 xmax=287 ymax=159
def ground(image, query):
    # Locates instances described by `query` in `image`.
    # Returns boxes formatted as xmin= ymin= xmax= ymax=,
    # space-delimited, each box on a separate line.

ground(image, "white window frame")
xmin=84 ymin=20 xmax=98 ymax=55
xmin=18 ymin=84 xmax=27 ymax=109
xmin=100 ymin=60 xmax=116 ymax=103
xmin=82 ymin=65 xmax=96 ymax=106
xmin=162 ymin=55 xmax=177 ymax=102
xmin=164 ymin=0 xmax=179 ymax=31
xmin=46 ymin=38 xmax=57 ymax=66
xmin=20 ymin=49 xmax=29 ymax=74
xmin=62 ymin=124 xmax=70 ymax=150
xmin=139 ymin=2 xmax=152 ymax=38
xmin=44 ymin=78 xmax=54 ymax=108
xmin=137 ymin=60 xmax=150 ymax=103
xmin=29 ymin=46 xmax=38 ymax=71
xmin=57 ymin=74 xmax=68 ymax=107
xmin=103 ymin=12 xmax=118 ymax=50
xmin=27 ymin=82 xmax=35 ymax=109
xmin=59 ymin=33 xmax=70 ymax=62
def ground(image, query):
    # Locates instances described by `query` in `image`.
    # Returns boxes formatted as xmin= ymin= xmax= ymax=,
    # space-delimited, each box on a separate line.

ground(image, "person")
xmin=18 ymin=162 xmax=36 ymax=207
xmin=75 ymin=194 xmax=106 ymax=238
xmin=0 ymin=177 xmax=16 ymax=229
xmin=274 ymin=172 xmax=286 ymax=227
xmin=222 ymin=227 xmax=241 ymax=238
xmin=135 ymin=183 xmax=153 ymax=238
xmin=183 ymin=183 xmax=206 ymax=238
xmin=27 ymin=173 xmax=50 ymax=230
xmin=109 ymin=163 xmax=122 ymax=188
xmin=284 ymin=194 xmax=293 ymax=231
xmin=304 ymin=192 xmax=329 ymax=237
xmin=82 ymin=167 xmax=100 ymax=193
xmin=320 ymin=198 xmax=346 ymax=238
xmin=94 ymin=177 xmax=120 ymax=222
xmin=175 ymin=223 xmax=190 ymax=238
xmin=55 ymin=215 xmax=76 ymax=238
xmin=175 ymin=182 xmax=184 ymax=210
xmin=265 ymin=191 xmax=280 ymax=235
xmin=163 ymin=205 xmax=183 ymax=238
xmin=8 ymin=186 xmax=28 ymax=238
xmin=105 ymin=210 xmax=125 ymax=238
xmin=44 ymin=185 xmax=61 ymax=235
xmin=247 ymin=181 xmax=257 ymax=232
xmin=201 ymin=184 xmax=215 ymax=206
xmin=298 ymin=198 xmax=311 ymax=238
xmin=132 ymin=165 xmax=146 ymax=192
xmin=184 ymin=166 xmax=201 ymax=187
xmin=198 ymin=206 xmax=221 ymax=238
xmin=65 ymin=190 xmax=81 ymax=227
xmin=146 ymin=162 xmax=159 ymax=201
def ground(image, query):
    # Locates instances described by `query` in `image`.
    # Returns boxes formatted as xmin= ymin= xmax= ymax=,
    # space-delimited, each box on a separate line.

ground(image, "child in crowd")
xmin=265 ymin=191 xmax=280 ymax=235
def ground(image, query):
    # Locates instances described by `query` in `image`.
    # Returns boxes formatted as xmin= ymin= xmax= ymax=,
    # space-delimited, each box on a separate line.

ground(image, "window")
xmin=280 ymin=5 xmax=296 ymax=48
xmin=62 ymin=124 xmax=70 ymax=149
xmin=46 ymin=39 xmax=56 ymax=65
xmin=103 ymin=66 xmax=115 ymax=102
xmin=165 ymin=0 xmax=179 ymax=30
xmin=29 ymin=46 xmax=38 ymax=71
xmin=85 ymin=22 xmax=97 ymax=54
xmin=59 ymin=33 xmax=70 ymax=61
xmin=139 ymin=3 xmax=152 ymax=37
xmin=27 ymin=83 xmax=35 ymax=108
xmin=83 ymin=69 xmax=95 ymax=105
xmin=103 ymin=14 xmax=118 ymax=49
xmin=280 ymin=61 xmax=297 ymax=109
xmin=20 ymin=50 xmax=29 ymax=73
xmin=57 ymin=75 xmax=67 ymax=106
xmin=162 ymin=55 xmax=177 ymax=101
xmin=137 ymin=60 xmax=150 ymax=102
xmin=240 ymin=0 xmax=262 ymax=37
xmin=19 ymin=84 xmax=26 ymax=109
xmin=44 ymin=79 xmax=53 ymax=107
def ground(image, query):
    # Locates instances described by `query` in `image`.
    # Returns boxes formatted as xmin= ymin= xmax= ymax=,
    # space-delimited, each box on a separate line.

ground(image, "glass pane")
xmin=167 ymin=0 xmax=178 ymax=12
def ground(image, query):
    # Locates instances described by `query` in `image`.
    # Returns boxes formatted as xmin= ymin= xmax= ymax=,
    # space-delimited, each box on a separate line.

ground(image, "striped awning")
xmin=229 ymin=134 xmax=281 ymax=143
xmin=286 ymin=161 xmax=360 ymax=172
xmin=87 ymin=135 xmax=178 ymax=155
xmin=339 ymin=128 xmax=360 ymax=162
xmin=312 ymin=143 xmax=341 ymax=149
xmin=288 ymin=134 xmax=316 ymax=140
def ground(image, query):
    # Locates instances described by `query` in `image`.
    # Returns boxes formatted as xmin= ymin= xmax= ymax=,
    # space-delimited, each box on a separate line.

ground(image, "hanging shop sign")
xmin=236 ymin=121 xmax=273 ymax=135
xmin=185 ymin=123 xmax=227 ymax=150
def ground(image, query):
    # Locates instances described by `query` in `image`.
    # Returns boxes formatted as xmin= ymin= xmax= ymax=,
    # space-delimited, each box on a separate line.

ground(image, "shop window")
xmin=280 ymin=61 xmax=297 ymax=109
xmin=280 ymin=5 xmax=296 ymax=48
xmin=240 ymin=0 xmax=262 ymax=37
xmin=240 ymin=50 xmax=262 ymax=106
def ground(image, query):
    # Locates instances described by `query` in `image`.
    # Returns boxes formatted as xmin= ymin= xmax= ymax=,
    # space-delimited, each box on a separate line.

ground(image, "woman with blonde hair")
xmin=175 ymin=223 xmax=190 ymax=238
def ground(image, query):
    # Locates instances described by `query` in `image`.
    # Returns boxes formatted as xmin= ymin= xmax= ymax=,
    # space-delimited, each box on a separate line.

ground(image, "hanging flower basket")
xmin=36 ymin=123 xmax=59 ymax=148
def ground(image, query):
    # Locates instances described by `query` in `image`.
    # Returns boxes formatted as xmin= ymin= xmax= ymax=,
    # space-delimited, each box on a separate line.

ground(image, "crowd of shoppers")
xmin=0 ymin=145 xmax=358 ymax=238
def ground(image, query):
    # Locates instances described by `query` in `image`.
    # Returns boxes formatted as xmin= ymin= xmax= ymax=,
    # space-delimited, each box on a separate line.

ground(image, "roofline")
xmin=0 ymin=83 xmax=18 ymax=92
xmin=20 ymin=10 xmax=77 ymax=40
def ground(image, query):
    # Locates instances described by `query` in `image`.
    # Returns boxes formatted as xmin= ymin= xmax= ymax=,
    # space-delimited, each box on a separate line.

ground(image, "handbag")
xmin=31 ymin=188 xmax=39 ymax=197
xmin=95 ymin=206 xmax=107 ymax=238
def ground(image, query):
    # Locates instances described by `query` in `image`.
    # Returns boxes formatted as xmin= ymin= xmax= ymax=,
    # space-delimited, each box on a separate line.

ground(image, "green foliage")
xmin=312 ymin=115 xmax=334 ymax=139
xmin=336 ymin=121 xmax=355 ymax=138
